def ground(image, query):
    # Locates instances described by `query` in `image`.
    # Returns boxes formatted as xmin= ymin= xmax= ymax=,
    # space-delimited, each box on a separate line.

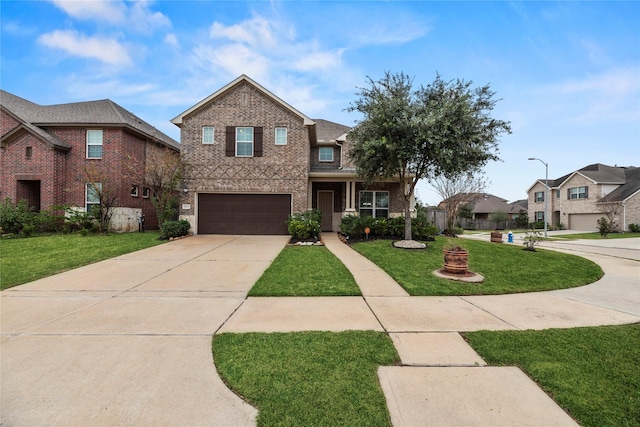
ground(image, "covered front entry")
xmin=197 ymin=193 xmax=291 ymax=235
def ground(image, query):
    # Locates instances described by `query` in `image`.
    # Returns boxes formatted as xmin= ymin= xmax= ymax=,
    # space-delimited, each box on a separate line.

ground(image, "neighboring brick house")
xmin=171 ymin=74 xmax=408 ymax=235
xmin=527 ymin=163 xmax=640 ymax=231
xmin=0 ymin=90 xmax=180 ymax=230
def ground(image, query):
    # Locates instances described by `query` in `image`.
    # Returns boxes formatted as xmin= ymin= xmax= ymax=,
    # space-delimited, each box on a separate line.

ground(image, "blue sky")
xmin=2 ymin=0 xmax=639 ymax=204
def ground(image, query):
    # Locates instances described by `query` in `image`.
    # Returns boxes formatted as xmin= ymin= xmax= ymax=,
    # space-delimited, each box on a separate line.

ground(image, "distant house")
xmin=526 ymin=163 xmax=640 ymax=231
xmin=0 ymin=90 xmax=180 ymax=230
xmin=171 ymin=74 xmax=413 ymax=235
xmin=438 ymin=193 xmax=526 ymax=229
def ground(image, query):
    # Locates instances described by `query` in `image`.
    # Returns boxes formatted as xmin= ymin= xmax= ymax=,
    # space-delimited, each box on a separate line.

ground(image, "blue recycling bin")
xmin=508 ymin=231 xmax=513 ymax=243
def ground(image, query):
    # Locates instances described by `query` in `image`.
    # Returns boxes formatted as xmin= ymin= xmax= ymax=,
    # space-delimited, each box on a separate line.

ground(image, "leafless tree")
xmin=84 ymin=164 xmax=119 ymax=232
xmin=126 ymin=147 xmax=188 ymax=226
xmin=430 ymin=170 xmax=488 ymax=232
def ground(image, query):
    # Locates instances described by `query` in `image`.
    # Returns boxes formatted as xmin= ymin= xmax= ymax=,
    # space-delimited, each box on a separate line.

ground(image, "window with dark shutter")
xmin=226 ymin=126 xmax=235 ymax=157
xmin=254 ymin=127 xmax=263 ymax=157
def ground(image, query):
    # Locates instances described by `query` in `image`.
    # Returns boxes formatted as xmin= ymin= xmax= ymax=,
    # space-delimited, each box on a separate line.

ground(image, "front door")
xmin=318 ymin=191 xmax=333 ymax=232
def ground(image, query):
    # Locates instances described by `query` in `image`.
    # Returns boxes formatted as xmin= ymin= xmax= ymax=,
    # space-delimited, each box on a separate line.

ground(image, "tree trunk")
xmin=404 ymin=196 xmax=412 ymax=241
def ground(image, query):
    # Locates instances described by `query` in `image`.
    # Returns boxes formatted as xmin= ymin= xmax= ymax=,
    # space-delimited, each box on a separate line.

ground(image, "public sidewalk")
xmin=2 ymin=233 xmax=638 ymax=426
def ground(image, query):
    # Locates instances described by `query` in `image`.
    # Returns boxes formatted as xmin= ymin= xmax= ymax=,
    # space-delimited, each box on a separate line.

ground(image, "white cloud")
xmin=164 ymin=33 xmax=179 ymax=48
xmin=556 ymin=68 xmax=640 ymax=123
xmin=209 ymin=16 xmax=278 ymax=48
xmin=49 ymin=0 xmax=127 ymax=24
xmin=38 ymin=30 xmax=132 ymax=66
xmin=48 ymin=0 xmax=170 ymax=33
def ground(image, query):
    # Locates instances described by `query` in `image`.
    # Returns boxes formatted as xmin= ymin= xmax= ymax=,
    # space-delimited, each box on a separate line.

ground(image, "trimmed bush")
xmin=628 ymin=223 xmax=640 ymax=233
xmin=160 ymin=219 xmax=191 ymax=239
xmin=287 ymin=209 xmax=322 ymax=240
xmin=339 ymin=214 xmax=438 ymax=240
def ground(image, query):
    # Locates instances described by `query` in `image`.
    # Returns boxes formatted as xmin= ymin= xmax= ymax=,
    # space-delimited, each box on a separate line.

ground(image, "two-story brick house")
xmin=171 ymin=74 xmax=409 ymax=235
xmin=527 ymin=163 xmax=640 ymax=231
xmin=0 ymin=90 xmax=180 ymax=230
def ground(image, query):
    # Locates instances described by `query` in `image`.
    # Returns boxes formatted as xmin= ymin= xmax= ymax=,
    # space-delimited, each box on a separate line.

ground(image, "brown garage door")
xmin=198 ymin=193 xmax=291 ymax=235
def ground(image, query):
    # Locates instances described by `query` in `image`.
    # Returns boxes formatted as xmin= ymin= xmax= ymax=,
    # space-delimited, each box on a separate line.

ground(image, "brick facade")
xmin=179 ymin=80 xmax=310 ymax=216
xmin=528 ymin=167 xmax=640 ymax=231
xmin=1 ymin=109 xmax=177 ymax=230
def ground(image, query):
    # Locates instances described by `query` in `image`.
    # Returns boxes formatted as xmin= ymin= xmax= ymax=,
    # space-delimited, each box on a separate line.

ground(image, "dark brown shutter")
xmin=567 ymin=188 xmax=571 ymax=200
xmin=254 ymin=127 xmax=263 ymax=157
xmin=584 ymin=186 xmax=588 ymax=199
xmin=226 ymin=127 xmax=235 ymax=156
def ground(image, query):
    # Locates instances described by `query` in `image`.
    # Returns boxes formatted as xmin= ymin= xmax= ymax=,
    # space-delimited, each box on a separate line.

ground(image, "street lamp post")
xmin=528 ymin=157 xmax=548 ymax=238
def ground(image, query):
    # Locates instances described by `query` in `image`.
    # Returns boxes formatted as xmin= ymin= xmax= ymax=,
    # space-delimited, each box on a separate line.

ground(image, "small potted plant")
xmin=443 ymin=240 xmax=469 ymax=274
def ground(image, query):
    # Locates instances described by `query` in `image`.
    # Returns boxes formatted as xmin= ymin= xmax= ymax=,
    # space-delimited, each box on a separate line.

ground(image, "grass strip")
xmin=0 ymin=232 xmax=164 ymax=289
xmin=352 ymin=237 xmax=602 ymax=295
xmin=547 ymin=232 xmax=640 ymax=240
xmin=465 ymin=324 xmax=640 ymax=427
xmin=213 ymin=331 xmax=399 ymax=426
xmin=249 ymin=245 xmax=360 ymax=296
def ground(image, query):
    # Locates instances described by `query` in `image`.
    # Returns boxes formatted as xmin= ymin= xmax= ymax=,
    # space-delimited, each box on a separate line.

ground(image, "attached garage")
xmin=197 ymin=193 xmax=291 ymax=235
xmin=568 ymin=213 xmax=601 ymax=231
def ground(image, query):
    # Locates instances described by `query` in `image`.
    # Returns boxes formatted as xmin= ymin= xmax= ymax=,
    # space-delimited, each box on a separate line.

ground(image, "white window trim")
xmin=86 ymin=182 xmax=101 ymax=213
xmin=131 ymin=185 xmax=139 ymax=197
xmin=202 ymin=126 xmax=215 ymax=144
xmin=86 ymin=129 xmax=103 ymax=159
xmin=319 ymin=146 xmax=333 ymax=162
xmin=569 ymin=186 xmax=587 ymax=200
xmin=236 ymin=127 xmax=254 ymax=157
xmin=275 ymin=127 xmax=287 ymax=145
xmin=359 ymin=190 xmax=389 ymax=218
xmin=142 ymin=187 xmax=150 ymax=199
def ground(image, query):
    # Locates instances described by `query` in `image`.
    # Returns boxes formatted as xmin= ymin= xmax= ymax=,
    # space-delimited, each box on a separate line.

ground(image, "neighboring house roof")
xmin=1 ymin=89 xmax=179 ymax=150
xmin=599 ymin=167 xmax=640 ymax=203
xmin=509 ymin=199 xmax=528 ymax=213
xmin=439 ymin=193 xmax=515 ymax=214
xmin=170 ymin=74 xmax=315 ymax=128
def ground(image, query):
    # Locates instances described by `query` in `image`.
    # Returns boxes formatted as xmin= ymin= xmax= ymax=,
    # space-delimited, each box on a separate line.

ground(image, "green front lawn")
xmin=465 ymin=324 xmax=640 ymax=427
xmin=351 ymin=237 xmax=603 ymax=295
xmin=213 ymin=331 xmax=399 ymax=427
xmin=249 ymin=245 xmax=360 ymax=296
xmin=0 ymin=232 xmax=164 ymax=289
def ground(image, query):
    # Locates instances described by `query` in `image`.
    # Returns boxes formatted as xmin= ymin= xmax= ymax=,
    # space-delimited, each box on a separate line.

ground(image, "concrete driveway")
xmin=1 ymin=235 xmax=288 ymax=427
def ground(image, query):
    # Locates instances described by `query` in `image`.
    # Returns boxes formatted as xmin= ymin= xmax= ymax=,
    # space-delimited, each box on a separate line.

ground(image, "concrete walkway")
xmin=2 ymin=233 xmax=639 ymax=426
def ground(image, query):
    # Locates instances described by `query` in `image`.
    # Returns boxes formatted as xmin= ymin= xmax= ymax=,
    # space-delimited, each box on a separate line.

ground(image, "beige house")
xmin=527 ymin=163 xmax=640 ymax=231
xmin=171 ymin=75 xmax=410 ymax=235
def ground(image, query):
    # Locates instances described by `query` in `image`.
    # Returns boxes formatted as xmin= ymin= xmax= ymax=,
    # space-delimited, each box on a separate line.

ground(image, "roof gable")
xmin=170 ymin=75 xmax=315 ymax=127
xmin=0 ymin=89 xmax=179 ymax=150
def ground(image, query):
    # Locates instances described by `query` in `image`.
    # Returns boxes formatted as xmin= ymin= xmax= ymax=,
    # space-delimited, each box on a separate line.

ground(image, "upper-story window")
xmin=534 ymin=191 xmax=544 ymax=202
xmin=25 ymin=146 xmax=33 ymax=159
xmin=225 ymin=126 xmax=263 ymax=157
xmin=319 ymin=146 xmax=333 ymax=162
xmin=275 ymin=127 xmax=287 ymax=145
xmin=86 ymin=129 xmax=103 ymax=159
xmin=568 ymin=186 xmax=588 ymax=200
xmin=236 ymin=127 xmax=254 ymax=157
xmin=202 ymin=126 xmax=214 ymax=144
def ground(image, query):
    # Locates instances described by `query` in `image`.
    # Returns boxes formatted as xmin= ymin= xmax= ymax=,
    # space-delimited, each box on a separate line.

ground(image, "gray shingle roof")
xmin=1 ymin=90 xmax=179 ymax=150
xmin=599 ymin=167 xmax=640 ymax=203
xmin=313 ymin=119 xmax=350 ymax=143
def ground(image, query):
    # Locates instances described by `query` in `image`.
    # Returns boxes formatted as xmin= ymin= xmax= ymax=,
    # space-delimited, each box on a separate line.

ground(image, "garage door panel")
xmin=198 ymin=194 xmax=291 ymax=235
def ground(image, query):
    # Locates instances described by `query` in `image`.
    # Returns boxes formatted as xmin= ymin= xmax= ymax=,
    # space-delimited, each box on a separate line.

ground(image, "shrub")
xmin=0 ymin=198 xmax=32 ymax=234
xmin=514 ymin=209 xmax=529 ymax=228
xmin=597 ymin=217 xmax=616 ymax=237
xmin=160 ymin=219 xmax=191 ymax=239
xmin=287 ymin=210 xmax=322 ymax=240
xmin=628 ymin=223 xmax=640 ymax=233
xmin=522 ymin=229 xmax=543 ymax=251
xmin=339 ymin=214 xmax=438 ymax=240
